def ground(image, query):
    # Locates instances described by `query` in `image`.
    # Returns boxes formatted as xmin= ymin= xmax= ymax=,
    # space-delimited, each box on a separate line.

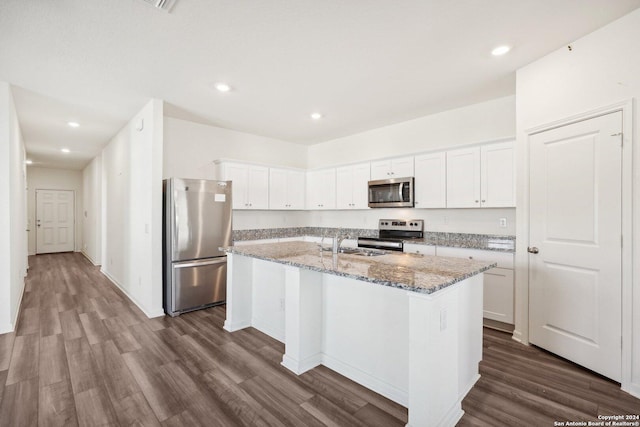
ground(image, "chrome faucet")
xmin=332 ymin=233 xmax=351 ymax=254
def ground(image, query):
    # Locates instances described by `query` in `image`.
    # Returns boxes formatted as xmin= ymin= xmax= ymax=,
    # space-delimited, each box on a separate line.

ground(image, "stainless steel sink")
xmin=353 ymin=249 xmax=386 ymax=257
xmin=319 ymin=246 xmax=386 ymax=256
xmin=338 ymin=247 xmax=362 ymax=254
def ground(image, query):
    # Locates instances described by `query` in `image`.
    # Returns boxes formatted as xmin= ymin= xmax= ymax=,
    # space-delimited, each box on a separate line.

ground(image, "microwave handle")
xmin=398 ymin=182 xmax=403 ymax=200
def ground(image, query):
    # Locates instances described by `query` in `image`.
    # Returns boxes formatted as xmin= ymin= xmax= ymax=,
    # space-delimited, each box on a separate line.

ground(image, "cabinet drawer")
xmin=435 ymin=246 xmax=514 ymax=269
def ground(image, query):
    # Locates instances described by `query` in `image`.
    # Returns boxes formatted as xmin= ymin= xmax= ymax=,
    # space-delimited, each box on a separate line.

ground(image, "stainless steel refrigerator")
xmin=163 ymin=178 xmax=232 ymax=317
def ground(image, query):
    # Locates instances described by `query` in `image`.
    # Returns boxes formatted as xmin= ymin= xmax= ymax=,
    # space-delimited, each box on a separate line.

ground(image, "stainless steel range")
xmin=357 ymin=219 xmax=424 ymax=252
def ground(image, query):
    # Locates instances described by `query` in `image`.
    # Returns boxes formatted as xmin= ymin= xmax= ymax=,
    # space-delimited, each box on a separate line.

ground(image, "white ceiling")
xmin=1 ymin=0 xmax=639 ymax=170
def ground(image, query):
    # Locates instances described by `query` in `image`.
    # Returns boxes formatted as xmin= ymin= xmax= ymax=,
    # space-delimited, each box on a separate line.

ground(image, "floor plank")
xmin=0 ymin=378 xmax=39 ymax=427
xmin=5 ymin=334 xmax=39 ymax=386
xmin=39 ymin=334 xmax=69 ymax=387
xmin=38 ymin=379 xmax=78 ymax=427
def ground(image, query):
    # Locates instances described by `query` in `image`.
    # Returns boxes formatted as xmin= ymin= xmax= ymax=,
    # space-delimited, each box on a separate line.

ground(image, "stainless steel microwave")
xmin=368 ymin=177 xmax=414 ymax=208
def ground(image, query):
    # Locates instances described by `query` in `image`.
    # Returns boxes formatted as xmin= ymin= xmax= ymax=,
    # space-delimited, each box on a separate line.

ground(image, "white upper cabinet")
xmin=480 ymin=141 xmax=515 ymax=207
xmin=370 ymin=156 xmax=414 ymax=180
xmin=446 ymin=141 xmax=514 ymax=208
xmin=306 ymin=168 xmax=336 ymax=210
xmin=446 ymin=147 xmax=481 ymax=208
xmin=414 ymin=152 xmax=446 ymax=208
xmin=336 ymin=163 xmax=370 ymax=209
xmin=269 ymin=168 xmax=305 ymax=210
xmin=218 ymin=162 xmax=269 ymax=210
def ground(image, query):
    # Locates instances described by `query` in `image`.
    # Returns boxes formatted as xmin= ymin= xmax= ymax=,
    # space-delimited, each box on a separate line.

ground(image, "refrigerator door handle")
xmin=174 ymin=258 xmax=227 ymax=269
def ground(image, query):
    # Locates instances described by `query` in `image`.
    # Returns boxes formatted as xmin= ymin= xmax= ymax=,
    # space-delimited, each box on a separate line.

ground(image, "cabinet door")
xmin=414 ymin=152 xmax=446 ymax=208
xmin=306 ymin=169 xmax=335 ymax=209
xmin=351 ymin=163 xmax=371 ymax=209
xmin=287 ymin=170 xmax=306 ymax=209
xmin=483 ymin=267 xmax=514 ymax=324
xmin=391 ymin=156 xmax=414 ymax=178
xmin=222 ymin=163 xmax=248 ymax=209
xmin=247 ymin=166 xmax=269 ymax=209
xmin=306 ymin=170 xmax=321 ymax=209
xmin=319 ymin=168 xmax=337 ymax=209
xmin=336 ymin=166 xmax=354 ymax=209
xmin=269 ymin=168 xmax=288 ymax=209
xmin=446 ymin=147 xmax=481 ymax=208
xmin=481 ymin=141 xmax=515 ymax=207
xmin=370 ymin=160 xmax=392 ymax=180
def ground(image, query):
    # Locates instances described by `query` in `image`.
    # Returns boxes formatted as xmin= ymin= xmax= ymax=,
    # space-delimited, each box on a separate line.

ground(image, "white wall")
xmin=101 ymin=99 xmax=164 ymax=317
xmin=0 ymin=82 xmax=28 ymax=334
xmin=307 ymin=96 xmax=516 ymax=169
xmin=26 ymin=167 xmax=83 ymax=255
xmin=163 ymin=117 xmax=307 ymax=179
xmin=515 ymin=8 xmax=640 ymax=397
xmin=82 ymin=155 xmax=101 ymax=265
xmin=164 ymin=99 xmax=516 ymax=236
xmin=306 ymin=208 xmax=515 ymax=236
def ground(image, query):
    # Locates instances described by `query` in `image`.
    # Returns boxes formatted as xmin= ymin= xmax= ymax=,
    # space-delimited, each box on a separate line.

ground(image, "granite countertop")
xmin=223 ymin=241 xmax=496 ymax=295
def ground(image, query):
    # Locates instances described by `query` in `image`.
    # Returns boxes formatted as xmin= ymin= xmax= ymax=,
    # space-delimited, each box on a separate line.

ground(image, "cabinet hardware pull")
xmin=527 ymin=247 xmax=539 ymax=254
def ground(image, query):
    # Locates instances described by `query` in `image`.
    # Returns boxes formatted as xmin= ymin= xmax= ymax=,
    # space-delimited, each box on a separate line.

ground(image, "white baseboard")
xmin=223 ymin=319 xmax=251 ymax=332
xmin=80 ymin=250 xmax=100 ymax=266
xmin=251 ymin=316 xmax=284 ymax=343
xmin=0 ymin=275 xmax=26 ymax=334
xmin=281 ymin=353 xmax=322 ymax=375
xmin=100 ymin=268 xmax=164 ymax=319
xmin=460 ymin=373 xmax=481 ymax=398
xmin=622 ymin=382 xmax=640 ymax=399
xmin=512 ymin=329 xmax=527 ymax=344
xmin=321 ymin=353 xmax=408 ymax=407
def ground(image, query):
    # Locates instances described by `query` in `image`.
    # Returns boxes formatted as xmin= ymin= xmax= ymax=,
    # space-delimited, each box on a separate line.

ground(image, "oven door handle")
xmin=358 ymin=239 xmax=403 ymax=250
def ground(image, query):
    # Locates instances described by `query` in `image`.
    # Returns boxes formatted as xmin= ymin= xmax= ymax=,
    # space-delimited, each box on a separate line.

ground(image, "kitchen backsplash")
xmin=232 ymin=227 xmax=515 ymax=252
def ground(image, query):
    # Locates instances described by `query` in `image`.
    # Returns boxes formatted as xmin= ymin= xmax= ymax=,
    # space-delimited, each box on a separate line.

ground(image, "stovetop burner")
xmin=358 ymin=219 xmax=424 ymax=251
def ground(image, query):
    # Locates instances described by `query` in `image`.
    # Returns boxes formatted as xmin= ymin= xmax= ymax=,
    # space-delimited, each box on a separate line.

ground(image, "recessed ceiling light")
xmin=214 ymin=83 xmax=231 ymax=93
xmin=25 ymin=160 xmax=33 ymax=165
xmin=310 ymin=112 xmax=323 ymax=120
xmin=67 ymin=121 xmax=80 ymax=128
xmin=491 ymin=46 xmax=511 ymax=56
xmin=61 ymin=148 xmax=70 ymax=153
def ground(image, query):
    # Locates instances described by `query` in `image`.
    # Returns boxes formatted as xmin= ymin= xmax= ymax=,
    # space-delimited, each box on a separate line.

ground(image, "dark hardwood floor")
xmin=0 ymin=253 xmax=638 ymax=426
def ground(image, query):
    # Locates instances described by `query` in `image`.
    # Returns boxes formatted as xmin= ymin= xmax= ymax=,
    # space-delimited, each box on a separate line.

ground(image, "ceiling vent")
xmin=141 ymin=0 xmax=176 ymax=12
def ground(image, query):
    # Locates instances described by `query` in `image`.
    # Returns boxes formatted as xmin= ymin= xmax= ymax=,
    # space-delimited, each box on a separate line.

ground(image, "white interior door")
xmin=529 ymin=111 xmax=622 ymax=381
xmin=36 ymin=189 xmax=75 ymax=254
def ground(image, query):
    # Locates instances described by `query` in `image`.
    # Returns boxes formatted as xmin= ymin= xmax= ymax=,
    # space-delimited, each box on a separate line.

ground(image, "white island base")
xmin=223 ymin=253 xmax=484 ymax=427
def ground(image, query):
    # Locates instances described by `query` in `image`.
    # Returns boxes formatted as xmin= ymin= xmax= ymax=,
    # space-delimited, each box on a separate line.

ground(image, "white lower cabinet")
xmin=436 ymin=246 xmax=514 ymax=325
xmin=482 ymin=267 xmax=514 ymax=324
xmin=403 ymin=243 xmax=436 ymax=256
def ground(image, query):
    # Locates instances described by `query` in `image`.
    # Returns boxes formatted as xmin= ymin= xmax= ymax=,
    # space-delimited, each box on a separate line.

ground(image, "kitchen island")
xmin=222 ymin=241 xmax=495 ymax=427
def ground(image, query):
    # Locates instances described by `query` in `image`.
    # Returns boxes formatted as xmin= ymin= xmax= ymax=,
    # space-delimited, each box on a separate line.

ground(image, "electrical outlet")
xmin=499 ymin=218 xmax=507 ymax=228
xmin=440 ymin=309 xmax=447 ymax=331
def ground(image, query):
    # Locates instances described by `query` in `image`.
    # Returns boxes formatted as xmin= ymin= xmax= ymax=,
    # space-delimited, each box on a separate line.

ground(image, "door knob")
xmin=527 ymin=247 xmax=539 ymax=254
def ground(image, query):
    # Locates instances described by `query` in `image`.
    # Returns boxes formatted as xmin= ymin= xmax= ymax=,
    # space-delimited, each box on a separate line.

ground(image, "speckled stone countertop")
xmin=232 ymin=228 xmax=515 ymax=253
xmin=223 ymin=241 xmax=496 ymax=295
